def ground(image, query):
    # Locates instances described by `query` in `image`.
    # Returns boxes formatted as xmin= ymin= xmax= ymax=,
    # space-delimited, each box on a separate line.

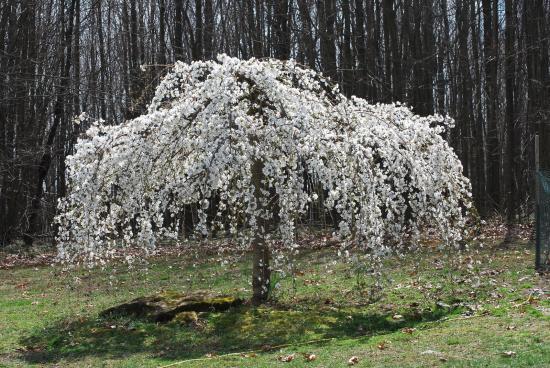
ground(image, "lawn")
xmin=0 ymin=238 xmax=548 ymax=367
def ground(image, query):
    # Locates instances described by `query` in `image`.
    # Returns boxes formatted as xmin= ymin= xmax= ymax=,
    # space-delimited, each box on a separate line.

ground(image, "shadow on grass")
xmin=18 ymin=302 xmax=461 ymax=364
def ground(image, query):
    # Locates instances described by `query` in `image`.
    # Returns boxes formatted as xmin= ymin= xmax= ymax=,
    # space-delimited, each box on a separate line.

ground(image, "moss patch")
xmin=100 ymin=291 xmax=242 ymax=322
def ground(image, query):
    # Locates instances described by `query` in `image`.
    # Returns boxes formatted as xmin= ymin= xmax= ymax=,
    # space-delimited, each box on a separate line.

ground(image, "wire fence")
xmin=536 ymin=170 xmax=550 ymax=271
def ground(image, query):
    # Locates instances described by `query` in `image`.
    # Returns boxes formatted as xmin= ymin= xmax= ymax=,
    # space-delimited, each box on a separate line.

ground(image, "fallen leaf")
xmin=303 ymin=353 xmax=316 ymax=362
xmin=377 ymin=341 xmax=389 ymax=350
xmin=401 ymin=327 xmax=416 ymax=334
xmin=502 ymin=351 xmax=516 ymax=357
xmin=392 ymin=314 xmax=403 ymax=320
xmin=348 ymin=356 xmax=359 ymax=365
xmin=16 ymin=282 xmax=29 ymax=290
xmin=278 ymin=353 xmax=296 ymax=362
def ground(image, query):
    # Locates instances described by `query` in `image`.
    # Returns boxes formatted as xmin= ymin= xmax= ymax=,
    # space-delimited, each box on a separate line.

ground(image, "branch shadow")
xmin=18 ymin=302 xmax=460 ymax=365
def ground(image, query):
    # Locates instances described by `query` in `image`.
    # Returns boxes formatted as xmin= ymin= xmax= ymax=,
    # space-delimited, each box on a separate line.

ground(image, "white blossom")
xmin=56 ymin=55 xmax=472 ymax=266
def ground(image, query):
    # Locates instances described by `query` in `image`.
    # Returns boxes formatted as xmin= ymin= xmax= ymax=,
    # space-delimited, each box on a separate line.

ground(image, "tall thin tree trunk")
xmin=483 ymin=0 xmax=500 ymax=212
xmin=193 ymin=0 xmax=203 ymax=60
xmin=504 ymin=0 xmax=517 ymax=243
xmin=354 ymin=0 xmax=367 ymax=98
xmin=159 ymin=0 xmax=167 ymax=64
xmin=297 ymin=0 xmax=316 ymax=69
xmin=24 ymin=0 xmax=76 ymax=245
xmin=204 ymin=0 xmax=213 ymax=59
xmin=341 ymin=0 xmax=353 ymax=96
xmin=318 ymin=0 xmax=337 ymax=81
xmin=366 ymin=0 xmax=378 ymax=100
xmin=383 ymin=0 xmax=401 ymax=101
xmin=273 ymin=0 xmax=290 ymax=60
xmin=470 ymin=0 xmax=486 ymax=214
xmin=174 ymin=0 xmax=185 ymax=61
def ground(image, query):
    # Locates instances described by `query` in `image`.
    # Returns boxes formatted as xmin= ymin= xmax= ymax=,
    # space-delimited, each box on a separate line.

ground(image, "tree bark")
xmin=251 ymin=159 xmax=270 ymax=305
xmin=273 ymin=0 xmax=290 ymax=60
xmin=174 ymin=0 xmax=185 ymax=61
xmin=366 ymin=0 xmax=379 ymax=100
xmin=383 ymin=0 xmax=402 ymax=102
xmin=318 ymin=0 xmax=337 ymax=81
xmin=504 ymin=0 xmax=517 ymax=238
xmin=204 ymin=0 xmax=213 ymax=59
xmin=297 ymin=0 xmax=316 ymax=69
xmin=158 ymin=0 xmax=167 ymax=64
xmin=354 ymin=0 xmax=367 ymax=98
xmin=193 ymin=0 xmax=203 ymax=60
xmin=483 ymin=0 xmax=501 ymax=211
xmin=24 ymin=0 xmax=76 ymax=245
xmin=341 ymin=0 xmax=353 ymax=96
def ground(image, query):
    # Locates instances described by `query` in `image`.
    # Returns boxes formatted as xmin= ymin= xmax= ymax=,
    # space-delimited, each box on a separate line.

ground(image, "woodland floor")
xmin=0 ymin=232 xmax=549 ymax=367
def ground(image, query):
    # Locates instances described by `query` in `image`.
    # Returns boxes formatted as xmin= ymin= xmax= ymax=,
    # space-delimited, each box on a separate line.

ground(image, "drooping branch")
xmin=56 ymin=56 xmax=472 ymax=276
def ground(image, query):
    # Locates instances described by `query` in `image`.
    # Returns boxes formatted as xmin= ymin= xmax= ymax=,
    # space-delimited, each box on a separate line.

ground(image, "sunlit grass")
xmin=0 ymin=240 xmax=548 ymax=367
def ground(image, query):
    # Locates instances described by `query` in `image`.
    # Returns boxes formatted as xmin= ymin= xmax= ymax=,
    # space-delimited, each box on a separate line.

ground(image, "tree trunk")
xmin=470 ymin=0 xmax=486 ymax=215
xmin=383 ymin=0 xmax=401 ymax=102
xmin=341 ymin=0 xmax=353 ymax=96
xmin=297 ymin=0 xmax=316 ymax=69
xmin=273 ymin=0 xmax=290 ymax=60
xmin=24 ymin=0 xmax=76 ymax=246
xmin=204 ymin=0 xmax=214 ymax=59
xmin=174 ymin=0 xmax=185 ymax=61
xmin=456 ymin=0 xmax=473 ymax=181
xmin=193 ymin=0 xmax=203 ymax=60
xmin=483 ymin=0 xmax=500 ymax=212
xmin=251 ymin=159 xmax=270 ymax=305
xmin=158 ymin=0 xmax=167 ymax=64
xmin=354 ymin=0 xmax=367 ymax=98
xmin=504 ymin=0 xmax=517 ymax=243
xmin=366 ymin=0 xmax=379 ymax=100
xmin=318 ymin=0 xmax=337 ymax=81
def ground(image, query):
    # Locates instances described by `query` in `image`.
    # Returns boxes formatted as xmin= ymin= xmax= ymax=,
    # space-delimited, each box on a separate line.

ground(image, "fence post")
xmin=535 ymin=134 xmax=542 ymax=271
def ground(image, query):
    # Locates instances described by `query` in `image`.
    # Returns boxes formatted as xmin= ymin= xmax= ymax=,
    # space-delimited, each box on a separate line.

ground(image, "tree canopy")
xmin=56 ymin=55 xmax=472 ymax=270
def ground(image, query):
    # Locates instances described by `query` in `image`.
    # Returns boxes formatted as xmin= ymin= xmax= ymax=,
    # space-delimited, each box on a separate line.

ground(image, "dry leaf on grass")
xmin=377 ymin=341 xmax=389 ymax=350
xmin=278 ymin=353 xmax=296 ymax=362
xmin=348 ymin=356 xmax=359 ymax=365
xmin=303 ymin=353 xmax=316 ymax=362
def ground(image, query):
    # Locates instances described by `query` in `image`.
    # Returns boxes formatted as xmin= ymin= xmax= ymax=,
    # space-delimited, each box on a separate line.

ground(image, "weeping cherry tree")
xmin=56 ymin=55 xmax=472 ymax=304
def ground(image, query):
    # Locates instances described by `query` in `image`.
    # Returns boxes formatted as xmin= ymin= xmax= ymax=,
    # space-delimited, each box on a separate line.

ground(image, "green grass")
xmin=0 ymin=240 xmax=548 ymax=367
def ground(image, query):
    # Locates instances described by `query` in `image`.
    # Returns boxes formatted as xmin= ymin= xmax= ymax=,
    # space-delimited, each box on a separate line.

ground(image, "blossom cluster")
xmin=56 ymin=54 xmax=472 ymax=265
